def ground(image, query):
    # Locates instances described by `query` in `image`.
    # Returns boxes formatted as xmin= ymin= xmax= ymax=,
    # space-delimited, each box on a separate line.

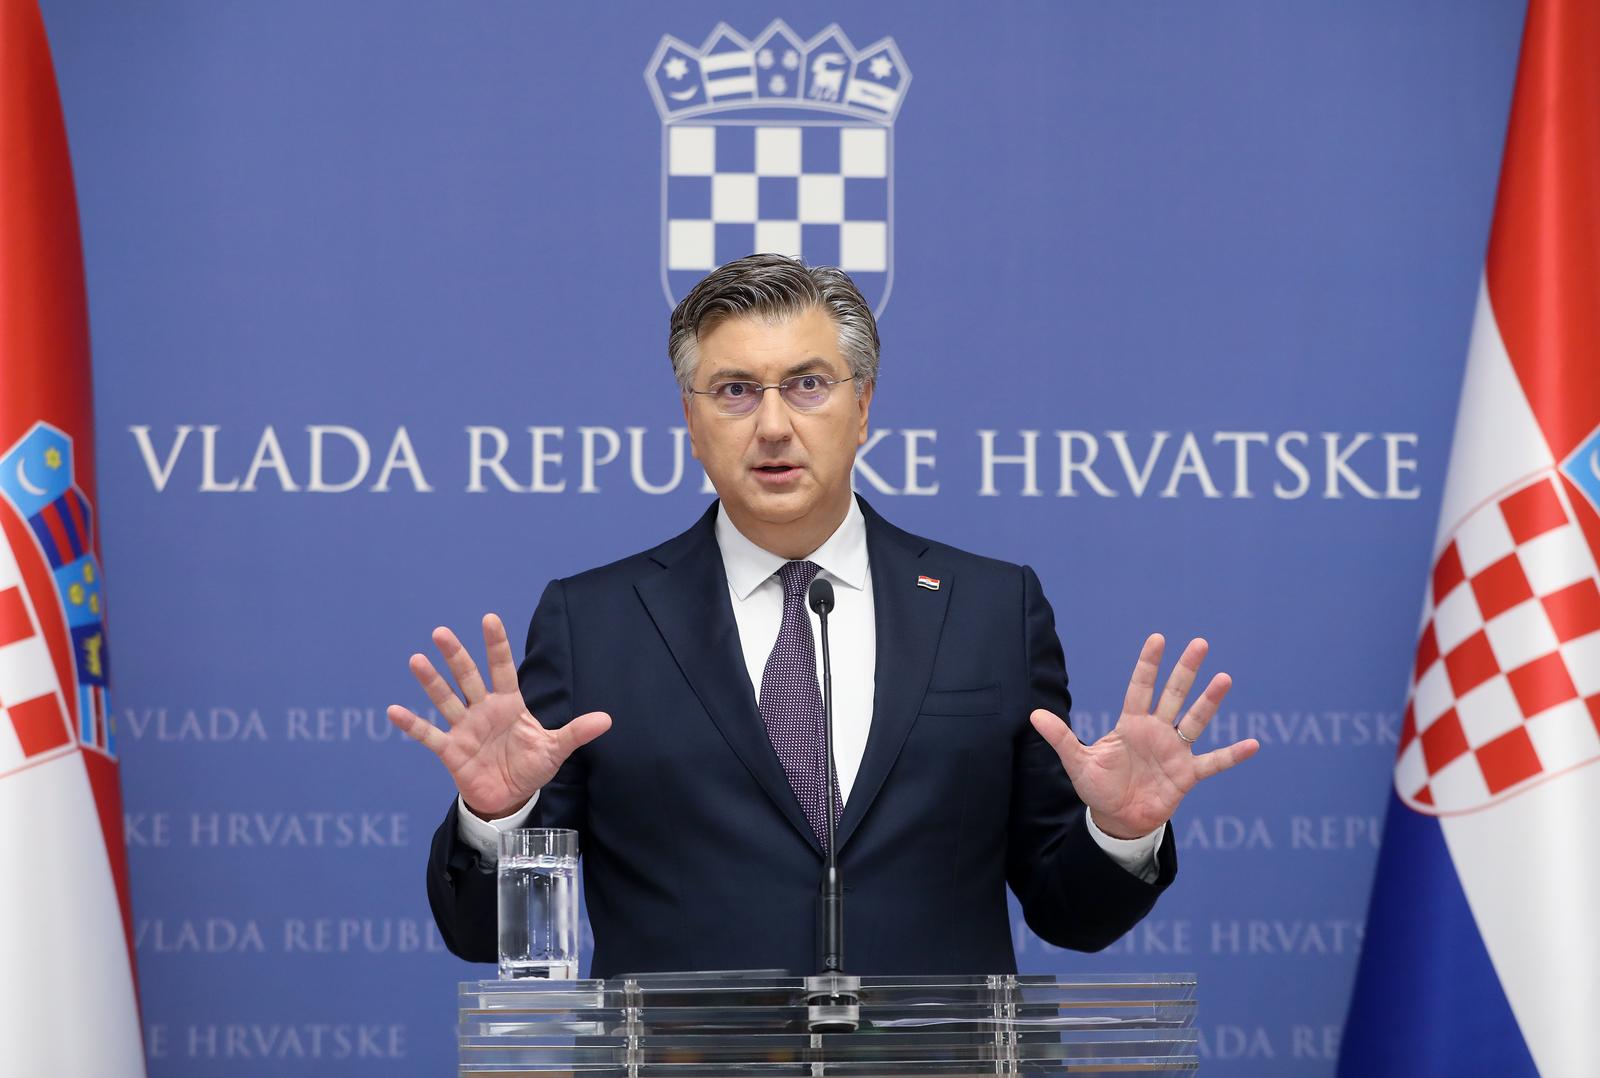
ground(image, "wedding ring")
xmin=1174 ymin=724 xmax=1196 ymax=744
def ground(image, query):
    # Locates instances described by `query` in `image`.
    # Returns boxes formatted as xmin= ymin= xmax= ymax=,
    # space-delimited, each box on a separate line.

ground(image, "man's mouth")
xmin=752 ymin=462 xmax=803 ymax=479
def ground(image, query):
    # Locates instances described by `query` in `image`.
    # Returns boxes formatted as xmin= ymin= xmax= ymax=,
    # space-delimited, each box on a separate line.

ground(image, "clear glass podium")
xmin=458 ymin=971 xmax=1198 ymax=1075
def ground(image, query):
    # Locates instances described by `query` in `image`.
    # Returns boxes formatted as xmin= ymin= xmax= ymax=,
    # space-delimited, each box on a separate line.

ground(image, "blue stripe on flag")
xmin=1339 ymin=791 xmax=1537 ymax=1076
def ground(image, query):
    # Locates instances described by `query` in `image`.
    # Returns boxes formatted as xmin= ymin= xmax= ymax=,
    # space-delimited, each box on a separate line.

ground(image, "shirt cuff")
xmin=455 ymin=792 xmax=539 ymax=863
xmin=1084 ymin=808 xmax=1164 ymax=885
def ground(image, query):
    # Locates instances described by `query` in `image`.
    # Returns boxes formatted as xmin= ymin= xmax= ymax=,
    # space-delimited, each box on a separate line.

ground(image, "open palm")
xmin=1030 ymin=634 xmax=1258 ymax=839
xmin=387 ymin=614 xmax=611 ymax=820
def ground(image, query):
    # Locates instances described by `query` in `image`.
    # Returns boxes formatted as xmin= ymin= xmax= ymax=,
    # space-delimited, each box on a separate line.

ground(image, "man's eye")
xmin=796 ymin=376 xmax=822 ymax=391
xmin=720 ymin=383 xmax=749 ymax=397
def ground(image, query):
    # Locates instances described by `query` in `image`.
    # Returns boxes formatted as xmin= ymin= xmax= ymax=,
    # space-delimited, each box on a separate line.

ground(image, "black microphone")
xmin=806 ymin=577 xmax=841 ymax=971
xmin=808 ymin=576 xmax=835 ymax=617
xmin=806 ymin=576 xmax=857 ymax=1032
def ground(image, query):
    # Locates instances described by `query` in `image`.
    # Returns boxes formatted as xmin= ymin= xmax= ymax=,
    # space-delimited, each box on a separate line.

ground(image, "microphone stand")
xmin=806 ymin=577 xmax=859 ymax=1033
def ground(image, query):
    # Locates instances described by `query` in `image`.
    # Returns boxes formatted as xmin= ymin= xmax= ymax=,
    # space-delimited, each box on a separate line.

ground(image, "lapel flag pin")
xmin=916 ymin=575 xmax=940 ymax=591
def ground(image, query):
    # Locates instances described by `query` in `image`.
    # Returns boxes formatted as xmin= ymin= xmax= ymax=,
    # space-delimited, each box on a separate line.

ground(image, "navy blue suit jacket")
xmin=427 ymin=498 xmax=1175 ymax=977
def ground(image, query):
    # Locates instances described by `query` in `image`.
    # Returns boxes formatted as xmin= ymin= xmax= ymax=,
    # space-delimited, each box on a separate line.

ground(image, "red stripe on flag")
xmin=0 ymin=586 xmax=32 ymax=648
xmin=8 ymin=693 xmax=70 ymax=756
xmin=1484 ymin=0 xmax=1600 ymax=464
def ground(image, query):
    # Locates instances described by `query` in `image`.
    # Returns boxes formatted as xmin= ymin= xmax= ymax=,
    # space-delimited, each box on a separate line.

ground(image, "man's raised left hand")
xmin=1029 ymin=634 xmax=1260 ymax=840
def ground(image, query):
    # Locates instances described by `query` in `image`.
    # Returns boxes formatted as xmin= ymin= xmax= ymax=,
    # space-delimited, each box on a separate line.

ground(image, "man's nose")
xmin=752 ymin=386 xmax=794 ymax=441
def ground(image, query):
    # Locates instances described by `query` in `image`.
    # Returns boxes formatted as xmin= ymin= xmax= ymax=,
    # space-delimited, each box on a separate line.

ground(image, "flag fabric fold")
xmin=1341 ymin=1 xmax=1600 ymax=1075
xmin=0 ymin=1 xmax=145 ymax=1073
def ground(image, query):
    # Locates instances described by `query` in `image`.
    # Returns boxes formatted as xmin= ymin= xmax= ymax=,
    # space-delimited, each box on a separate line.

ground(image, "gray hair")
xmin=667 ymin=254 xmax=880 ymax=395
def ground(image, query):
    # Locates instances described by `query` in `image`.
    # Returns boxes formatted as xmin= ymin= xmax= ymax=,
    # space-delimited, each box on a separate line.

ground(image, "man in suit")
xmin=388 ymin=255 xmax=1257 ymax=978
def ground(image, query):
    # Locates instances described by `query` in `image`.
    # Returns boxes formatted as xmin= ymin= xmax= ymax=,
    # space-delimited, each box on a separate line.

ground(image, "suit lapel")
xmin=837 ymin=499 xmax=951 ymax=852
xmin=634 ymin=504 xmax=823 ymax=856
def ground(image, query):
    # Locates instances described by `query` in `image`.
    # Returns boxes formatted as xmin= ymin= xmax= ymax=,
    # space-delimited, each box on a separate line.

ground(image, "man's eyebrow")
xmin=782 ymin=357 xmax=835 ymax=377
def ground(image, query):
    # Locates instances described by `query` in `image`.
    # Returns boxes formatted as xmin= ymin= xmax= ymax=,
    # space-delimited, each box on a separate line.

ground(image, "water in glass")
xmin=497 ymin=851 xmax=579 ymax=979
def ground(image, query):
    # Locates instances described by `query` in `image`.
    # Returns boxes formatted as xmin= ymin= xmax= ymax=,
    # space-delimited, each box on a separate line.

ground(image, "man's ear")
xmin=682 ymin=394 xmax=701 ymax=460
xmin=855 ymin=380 xmax=875 ymax=446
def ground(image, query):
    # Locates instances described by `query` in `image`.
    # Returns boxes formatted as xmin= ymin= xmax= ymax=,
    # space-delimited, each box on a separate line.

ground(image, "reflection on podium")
xmin=458 ymin=971 xmax=1198 ymax=1075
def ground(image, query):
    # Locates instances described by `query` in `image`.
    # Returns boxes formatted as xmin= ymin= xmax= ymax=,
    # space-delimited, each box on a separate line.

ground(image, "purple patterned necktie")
xmin=759 ymin=559 xmax=843 ymax=846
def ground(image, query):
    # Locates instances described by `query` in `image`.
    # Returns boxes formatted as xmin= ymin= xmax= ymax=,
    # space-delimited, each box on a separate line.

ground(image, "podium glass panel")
xmin=459 ymin=972 xmax=1198 ymax=1075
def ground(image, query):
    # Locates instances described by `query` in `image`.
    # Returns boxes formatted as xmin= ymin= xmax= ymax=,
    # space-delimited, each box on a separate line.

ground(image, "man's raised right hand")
xmin=386 ymin=613 xmax=611 ymax=820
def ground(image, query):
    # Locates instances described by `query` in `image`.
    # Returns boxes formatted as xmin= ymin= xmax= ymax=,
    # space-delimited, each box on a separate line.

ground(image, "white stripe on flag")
xmin=0 ymin=754 xmax=144 ymax=1075
xmin=1443 ymin=774 xmax=1600 ymax=1077
xmin=1432 ymin=281 xmax=1553 ymax=548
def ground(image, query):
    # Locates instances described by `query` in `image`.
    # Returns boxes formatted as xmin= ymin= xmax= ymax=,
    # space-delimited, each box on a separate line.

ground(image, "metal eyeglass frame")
xmin=686 ymin=374 xmax=859 ymax=416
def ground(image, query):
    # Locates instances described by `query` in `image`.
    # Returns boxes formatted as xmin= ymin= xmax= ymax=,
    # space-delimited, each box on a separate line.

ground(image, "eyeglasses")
xmin=686 ymin=373 xmax=858 ymax=417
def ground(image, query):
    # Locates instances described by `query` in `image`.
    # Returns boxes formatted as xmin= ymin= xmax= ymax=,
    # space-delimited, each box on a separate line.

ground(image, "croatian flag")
xmin=1340 ymin=1 xmax=1600 ymax=1075
xmin=0 ymin=1 xmax=145 ymax=1074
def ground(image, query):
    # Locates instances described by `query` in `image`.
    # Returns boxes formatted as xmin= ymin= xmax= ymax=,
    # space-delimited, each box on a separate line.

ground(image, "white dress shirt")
xmin=458 ymin=501 xmax=1163 ymax=883
xmin=716 ymin=496 xmax=875 ymax=803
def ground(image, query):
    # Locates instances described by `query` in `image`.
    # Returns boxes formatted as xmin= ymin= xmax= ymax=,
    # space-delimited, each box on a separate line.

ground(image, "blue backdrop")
xmin=38 ymin=2 xmax=1526 ymax=1074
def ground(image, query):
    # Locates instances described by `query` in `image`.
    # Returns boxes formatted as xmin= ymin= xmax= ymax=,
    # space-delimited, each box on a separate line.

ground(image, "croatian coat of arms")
xmin=645 ymin=21 xmax=910 ymax=315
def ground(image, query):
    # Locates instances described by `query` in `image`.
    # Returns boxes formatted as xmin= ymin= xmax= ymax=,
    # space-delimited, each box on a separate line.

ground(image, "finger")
xmin=408 ymin=652 xmax=467 ymax=726
xmin=387 ymin=704 xmax=449 ymax=757
xmin=434 ymin=625 xmax=489 ymax=706
xmin=1175 ymin=672 xmax=1232 ymax=742
xmin=1121 ymin=634 xmax=1165 ymax=718
xmin=483 ymin=613 xmax=519 ymax=695
xmin=1153 ymin=638 xmax=1208 ymax=724
xmin=1191 ymin=737 xmax=1261 ymax=782
xmin=554 ymin=711 xmax=613 ymax=760
xmin=1029 ymin=708 xmax=1084 ymax=767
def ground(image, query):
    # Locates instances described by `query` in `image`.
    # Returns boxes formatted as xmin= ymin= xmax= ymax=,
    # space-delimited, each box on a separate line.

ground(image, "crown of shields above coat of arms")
xmin=646 ymin=21 xmax=910 ymax=316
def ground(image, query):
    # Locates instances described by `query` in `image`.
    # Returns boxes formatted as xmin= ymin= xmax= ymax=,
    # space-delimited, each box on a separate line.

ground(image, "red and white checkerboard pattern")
xmin=0 ymin=534 xmax=73 ymax=779
xmin=1397 ymin=473 xmax=1600 ymax=814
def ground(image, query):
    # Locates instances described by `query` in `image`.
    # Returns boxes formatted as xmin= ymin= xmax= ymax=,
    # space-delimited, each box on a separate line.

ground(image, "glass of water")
xmin=497 ymin=827 xmax=579 ymax=980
